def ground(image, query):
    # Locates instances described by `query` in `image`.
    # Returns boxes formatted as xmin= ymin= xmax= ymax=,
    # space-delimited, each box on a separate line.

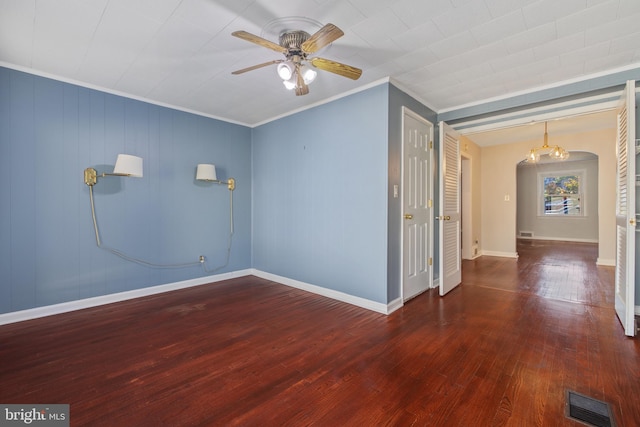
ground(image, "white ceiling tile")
xmin=453 ymin=61 xmax=494 ymax=83
xmin=470 ymin=10 xmax=527 ymax=46
xmin=432 ymin=1 xmax=493 ymax=38
xmin=489 ymin=48 xmax=536 ymax=72
xmin=175 ymin=0 xmax=239 ymax=36
xmin=106 ymin=0 xmax=182 ymax=24
xmin=555 ymin=2 xmax=618 ymax=38
xmin=392 ymin=0 xmax=454 ymax=28
xmin=310 ymin=0 xmax=366 ymax=29
xmin=584 ymin=50 xmax=637 ymax=73
xmin=150 ymin=16 xmax=214 ymax=56
xmin=391 ymin=21 xmax=445 ymax=53
xmin=503 ymin=22 xmax=556 ymax=54
xmin=585 ymin=12 xmax=640 ymax=45
xmin=539 ymin=61 xmax=586 ymax=84
xmin=429 ymin=31 xmax=479 ymax=60
xmin=0 ymin=0 xmax=35 ymax=66
xmin=31 ymin=1 xmax=107 ymax=75
xmin=350 ymin=7 xmax=409 ymax=45
xmin=521 ymin=0 xmax=588 ymax=29
xmin=532 ymin=33 xmax=585 ymax=61
xmin=516 ymin=55 xmax=562 ymax=77
xmin=559 ymin=41 xmax=611 ymax=66
xmin=392 ymin=47 xmax=440 ymax=71
xmin=610 ymin=31 xmax=640 ymax=54
xmin=482 ymin=0 xmax=537 ymax=18
xmin=347 ymin=0 xmax=399 ymax=17
xmin=618 ymin=0 xmax=640 ymax=15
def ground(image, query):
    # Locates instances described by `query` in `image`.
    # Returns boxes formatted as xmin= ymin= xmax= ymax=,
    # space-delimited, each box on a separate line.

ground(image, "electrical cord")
xmin=89 ymin=185 xmax=233 ymax=270
xmin=201 ymin=190 xmax=234 ymax=273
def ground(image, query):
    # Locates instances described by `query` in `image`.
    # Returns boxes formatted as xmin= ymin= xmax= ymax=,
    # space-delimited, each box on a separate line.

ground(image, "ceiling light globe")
xmin=277 ymin=63 xmax=294 ymax=80
xmin=526 ymin=149 xmax=540 ymax=163
xmin=283 ymin=79 xmax=296 ymax=90
xmin=301 ymin=65 xmax=317 ymax=84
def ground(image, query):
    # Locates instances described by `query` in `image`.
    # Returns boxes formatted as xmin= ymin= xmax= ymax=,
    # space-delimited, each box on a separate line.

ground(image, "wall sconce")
xmin=196 ymin=164 xmax=235 ymax=191
xmin=84 ymin=154 xmax=143 ymax=186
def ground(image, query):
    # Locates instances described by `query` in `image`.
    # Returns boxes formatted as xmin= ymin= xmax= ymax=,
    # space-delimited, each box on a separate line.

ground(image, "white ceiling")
xmin=1 ymin=0 xmax=639 ymax=127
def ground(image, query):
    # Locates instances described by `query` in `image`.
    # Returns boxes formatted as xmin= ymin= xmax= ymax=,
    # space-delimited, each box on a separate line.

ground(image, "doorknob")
xmin=436 ymin=215 xmax=451 ymax=221
xmin=404 ymin=214 xmax=413 ymax=220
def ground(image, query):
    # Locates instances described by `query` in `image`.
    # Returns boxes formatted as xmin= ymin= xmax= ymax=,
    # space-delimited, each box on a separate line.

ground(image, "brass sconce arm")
xmin=83 ymin=168 xmax=139 ymax=186
xmin=207 ymin=177 xmax=235 ymax=191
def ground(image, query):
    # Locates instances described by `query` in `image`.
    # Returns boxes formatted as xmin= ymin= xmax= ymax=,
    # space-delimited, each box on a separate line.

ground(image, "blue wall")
xmin=252 ymin=84 xmax=390 ymax=303
xmin=0 ymin=67 xmax=252 ymax=314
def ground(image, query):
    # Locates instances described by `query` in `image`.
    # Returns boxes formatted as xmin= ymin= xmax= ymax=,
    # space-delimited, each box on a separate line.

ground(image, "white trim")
xmin=0 ymin=269 xmax=252 ymax=326
xmin=597 ymin=258 xmax=615 ymax=267
xmin=251 ymin=269 xmax=397 ymax=315
xmin=439 ymin=62 xmax=640 ymax=114
xmin=454 ymin=96 xmax=620 ymax=136
xmin=0 ymin=62 xmax=252 ymax=127
xmin=0 ymin=62 xmax=391 ymax=129
xmin=481 ymin=251 xmax=519 ymax=259
xmin=518 ymin=236 xmax=599 ymax=244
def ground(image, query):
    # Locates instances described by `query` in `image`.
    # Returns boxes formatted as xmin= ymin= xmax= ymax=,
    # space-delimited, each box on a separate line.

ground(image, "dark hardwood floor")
xmin=1 ymin=240 xmax=639 ymax=426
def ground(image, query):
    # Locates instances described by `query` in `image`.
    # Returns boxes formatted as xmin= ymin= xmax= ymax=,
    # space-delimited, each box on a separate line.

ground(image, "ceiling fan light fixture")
xmin=300 ymin=65 xmax=317 ymax=84
xmin=282 ymin=78 xmax=296 ymax=90
xmin=277 ymin=62 xmax=294 ymax=80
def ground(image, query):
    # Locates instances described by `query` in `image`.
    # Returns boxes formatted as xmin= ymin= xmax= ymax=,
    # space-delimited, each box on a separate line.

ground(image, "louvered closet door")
xmin=439 ymin=122 xmax=461 ymax=296
xmin=614 ymin=80 xmax=637 ymax=337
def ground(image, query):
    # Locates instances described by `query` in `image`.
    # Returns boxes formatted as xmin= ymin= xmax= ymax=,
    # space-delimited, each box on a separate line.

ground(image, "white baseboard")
xmin=0 ymin=269 xmax=253 ymax=326
xmin=517 ymin=236 xmax=599 ymax=244
xmin=251 ymin=269 xmax=397 ymax=315
xmin=596 ymin=258 xmax=615 ymax=266
xmin=0 ymin=268 xmax=403 ymax=326
xmin=635 ymin=306 xmax=640 ymax=316
xmin=481 ymin=251 xmax=519 ymax=259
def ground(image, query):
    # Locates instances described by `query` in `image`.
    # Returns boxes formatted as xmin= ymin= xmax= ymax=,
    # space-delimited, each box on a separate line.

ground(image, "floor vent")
xmin=566 ymin=390 xmax=616 ymax=427
xmin=519 ymin=231 xmax=534 ymax=238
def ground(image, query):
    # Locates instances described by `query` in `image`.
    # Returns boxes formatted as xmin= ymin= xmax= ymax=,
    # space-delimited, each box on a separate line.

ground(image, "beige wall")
xmin=478 ymin=128 xmax=616 ymax=264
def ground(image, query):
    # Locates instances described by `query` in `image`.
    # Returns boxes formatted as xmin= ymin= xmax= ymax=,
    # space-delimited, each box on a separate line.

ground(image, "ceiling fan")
xmin=231 ymin=23 xmax=362 ymax=96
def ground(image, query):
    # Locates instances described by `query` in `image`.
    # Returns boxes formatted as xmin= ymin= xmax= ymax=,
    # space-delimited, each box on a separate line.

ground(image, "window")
xmin=539 ymin=171 xmax=584 ymax=216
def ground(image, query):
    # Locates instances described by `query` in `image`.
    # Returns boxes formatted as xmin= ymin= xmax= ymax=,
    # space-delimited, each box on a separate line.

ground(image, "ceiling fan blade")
xmin=232 ymin=60 xmax=282 ymax=75
xmin=310 ymin=57 xmax=362 ymax=80
xmin=301 ymin=23 xmax=344 ymax=54
xmin=295 ymin=65 xmax=309 ymax=96
xmin=232 ymin=30 xmax=288 ymax=54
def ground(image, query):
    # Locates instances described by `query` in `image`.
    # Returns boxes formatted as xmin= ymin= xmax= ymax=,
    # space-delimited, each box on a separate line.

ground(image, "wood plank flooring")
xmin=1 ymin=240 xmax=639 ymax=426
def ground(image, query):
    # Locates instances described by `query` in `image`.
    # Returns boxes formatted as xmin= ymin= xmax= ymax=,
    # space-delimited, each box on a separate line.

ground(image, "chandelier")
xmin=525 ymin=121 xmax=570 ymax=163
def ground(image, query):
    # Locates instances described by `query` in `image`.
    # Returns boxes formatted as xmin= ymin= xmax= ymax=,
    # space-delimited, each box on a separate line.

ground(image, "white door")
xmin=439 ymin=122 xmax=462 ymax=296
xmin=614 ymin=80 xmax=637 ymax=337
xmin=402 ymin=108 xmax=433 ymax=301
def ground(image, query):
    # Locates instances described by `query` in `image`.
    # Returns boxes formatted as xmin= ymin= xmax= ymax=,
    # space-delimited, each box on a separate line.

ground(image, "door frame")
xmin=400 ymin=107 xmax=434 ymax=302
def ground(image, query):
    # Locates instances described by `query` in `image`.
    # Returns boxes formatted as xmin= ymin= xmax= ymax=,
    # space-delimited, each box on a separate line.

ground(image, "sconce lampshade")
xmin=113 ymin=154 xmax=143 ymax=177
xmin=196 ymin=164 xmax=217 ymax=181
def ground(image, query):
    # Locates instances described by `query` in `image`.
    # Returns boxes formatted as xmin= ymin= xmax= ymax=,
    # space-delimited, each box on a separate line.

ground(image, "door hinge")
xmin=429 ymin=140 xmax=433 ymax=149
xmin=428 ymin=257 xmax=433 ymax=266
xmin=428 ymin=199 xmax=433 ymax=208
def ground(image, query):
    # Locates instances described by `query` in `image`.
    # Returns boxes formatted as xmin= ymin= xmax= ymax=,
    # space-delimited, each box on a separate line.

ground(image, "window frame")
xmin=537 ymin=169 xmax=586 ymax=217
